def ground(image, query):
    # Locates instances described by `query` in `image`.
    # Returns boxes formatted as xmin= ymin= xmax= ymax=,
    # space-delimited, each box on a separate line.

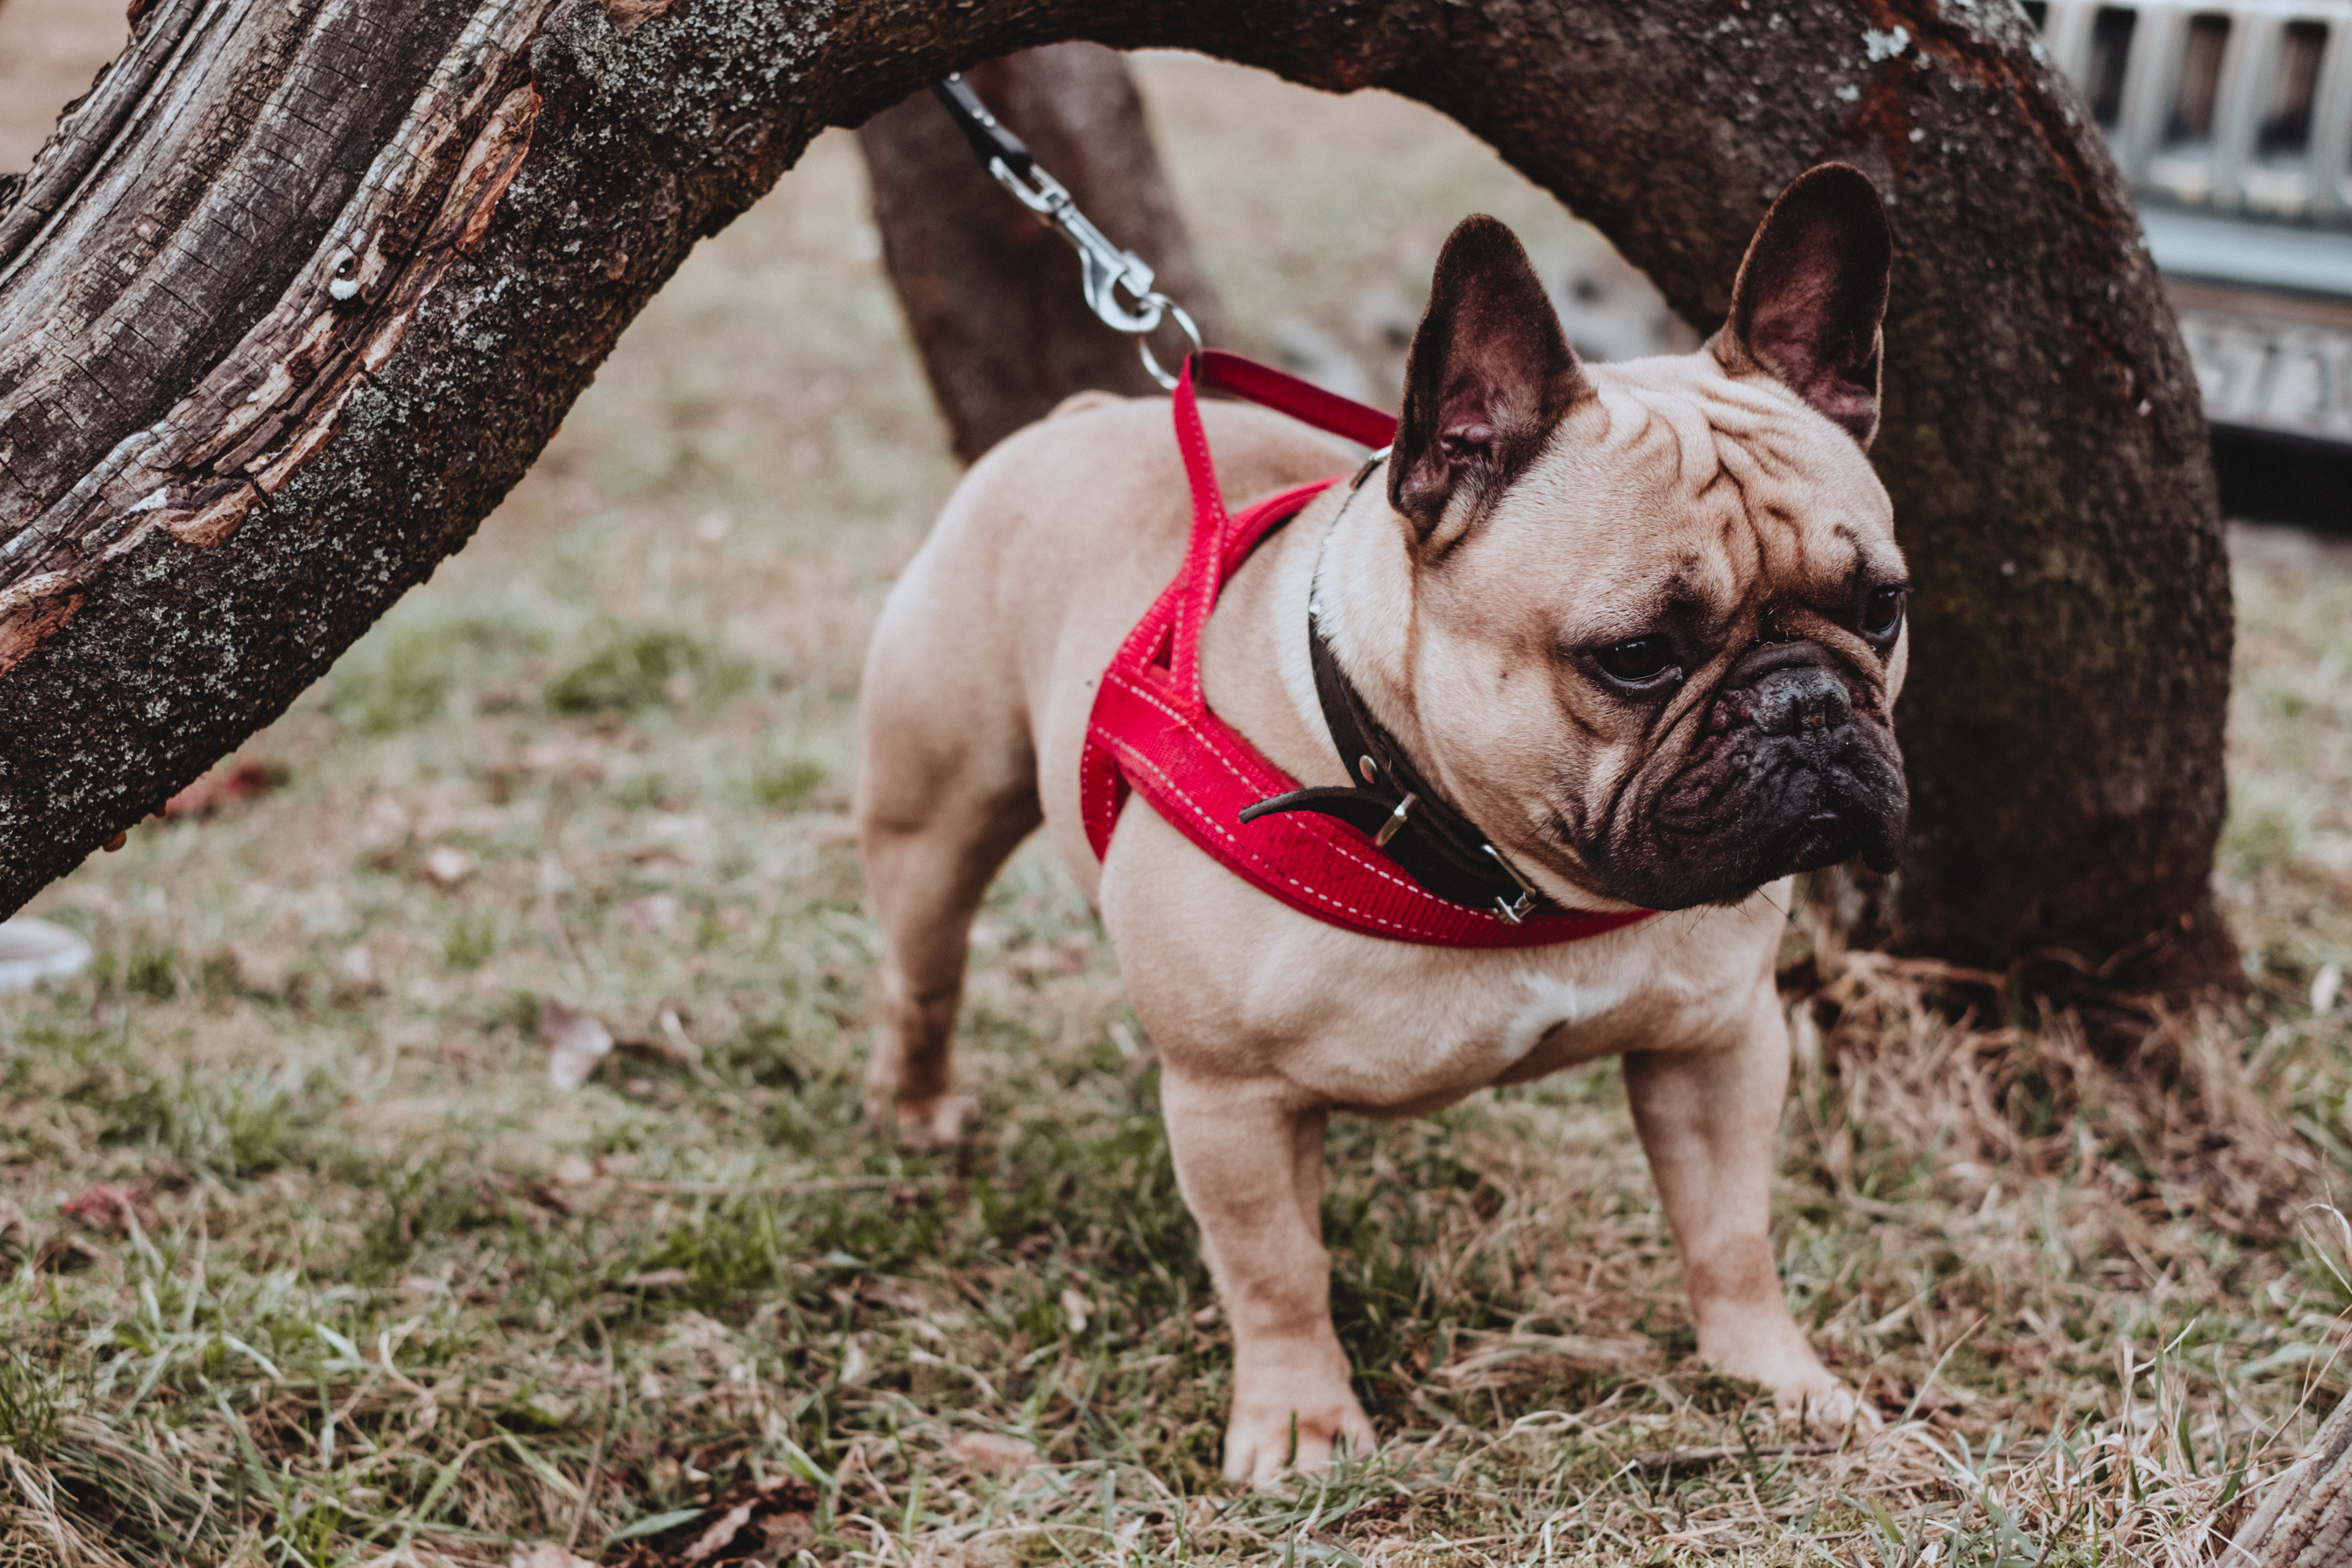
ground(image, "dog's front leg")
xmin=1623 ymin=987 xmax=1866 ymax=1428
xmin=1160 ymin=1068 xmax=1375 ymax=1482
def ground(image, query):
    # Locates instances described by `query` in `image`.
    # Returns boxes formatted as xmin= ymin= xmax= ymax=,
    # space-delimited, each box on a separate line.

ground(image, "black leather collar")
xmin=1239 ymin=614 xmax=1550 ymax=925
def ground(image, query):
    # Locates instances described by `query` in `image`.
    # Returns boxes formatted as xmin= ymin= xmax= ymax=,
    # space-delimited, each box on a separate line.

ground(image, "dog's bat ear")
xmin=1713 ymin=163 xmax=1892 ymax=447
xmin=1391 ymin=215 xmax=1588 ymax=548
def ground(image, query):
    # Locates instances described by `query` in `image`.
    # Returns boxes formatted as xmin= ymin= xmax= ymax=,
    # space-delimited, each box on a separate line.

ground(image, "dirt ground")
xmin=3 ymin=6 xmax=2350 ymax=1565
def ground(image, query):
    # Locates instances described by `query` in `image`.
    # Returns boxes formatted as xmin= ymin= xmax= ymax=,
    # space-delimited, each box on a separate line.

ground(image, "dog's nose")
xmin=1721 ymin=643 xmax=1853 ymax=738
xmin=1748 ymin=665 xmax=1851 ymax=736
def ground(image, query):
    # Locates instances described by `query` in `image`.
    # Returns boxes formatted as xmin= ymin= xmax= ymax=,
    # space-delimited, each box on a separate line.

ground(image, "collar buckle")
xmin=1373 ymin=791 xmax=1417 ymax=848
xmin=1481 ymin=843 xmax=1546 ymax=925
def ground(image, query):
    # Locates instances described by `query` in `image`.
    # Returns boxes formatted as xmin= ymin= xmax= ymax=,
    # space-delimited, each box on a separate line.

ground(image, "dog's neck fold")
xmin=1289 ymin=468 xmax=1631 ymax=915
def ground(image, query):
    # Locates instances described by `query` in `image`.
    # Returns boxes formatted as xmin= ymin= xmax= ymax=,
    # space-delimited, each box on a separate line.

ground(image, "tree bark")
xmin=0 ymin=0 xmax=2234 ymax=994
xmin=2230 ymin=1387 xmax=2352 ymax=1565
xmin=857 ymin=43 xmax=1224 ymax=464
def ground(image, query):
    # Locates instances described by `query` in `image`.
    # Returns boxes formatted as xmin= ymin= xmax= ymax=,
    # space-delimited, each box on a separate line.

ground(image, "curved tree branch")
xmin=0 ymin=0 xmax=2232 ymax=991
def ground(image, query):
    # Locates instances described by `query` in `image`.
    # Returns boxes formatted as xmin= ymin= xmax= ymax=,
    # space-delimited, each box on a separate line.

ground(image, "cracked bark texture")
xmin=0 ymin=0 xmax=2233 ymax=992
xmin=857 ymin=43 xmax=1225 ymax=463
xmin=2231 ymin=1387 xmax=2352 ymax=1566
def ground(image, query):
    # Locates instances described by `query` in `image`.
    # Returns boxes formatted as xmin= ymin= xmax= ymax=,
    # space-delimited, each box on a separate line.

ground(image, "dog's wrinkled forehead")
xmin=1478 ymin=350 xmax=1898 ymax=640
xmin=1391 ymin=164 xmax=1896 ymax=624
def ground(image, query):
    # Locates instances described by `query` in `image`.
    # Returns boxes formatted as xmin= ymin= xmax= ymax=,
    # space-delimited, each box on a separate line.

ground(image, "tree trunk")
xmin=2230 ymin=1387 xmax=2352 ymax=1565
xmin=0 ymin=0 xmax=2233 ymax=994
xmin=857 ymin=43 xmax=1224 ymax=464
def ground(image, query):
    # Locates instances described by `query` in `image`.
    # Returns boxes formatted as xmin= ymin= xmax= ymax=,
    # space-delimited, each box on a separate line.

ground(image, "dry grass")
xmin=0 ymin=44 xmax=2348 ymax=1568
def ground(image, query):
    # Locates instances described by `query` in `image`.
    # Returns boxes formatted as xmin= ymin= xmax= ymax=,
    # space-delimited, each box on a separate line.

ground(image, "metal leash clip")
xmin=932 ymin=75 xmax=1202 ymax=389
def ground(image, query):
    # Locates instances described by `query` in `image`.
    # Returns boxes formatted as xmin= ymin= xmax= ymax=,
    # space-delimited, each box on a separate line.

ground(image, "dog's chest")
xmin=1497 ymin=969 xmax=1637 ymax=1063
xmin=1227 ymin=923 xmax=1762 ymax=1112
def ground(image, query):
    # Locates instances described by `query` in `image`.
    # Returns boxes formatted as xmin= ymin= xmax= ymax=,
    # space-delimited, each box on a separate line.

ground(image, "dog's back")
xmin=852 ymin=393 xmax=1351 ymax=1143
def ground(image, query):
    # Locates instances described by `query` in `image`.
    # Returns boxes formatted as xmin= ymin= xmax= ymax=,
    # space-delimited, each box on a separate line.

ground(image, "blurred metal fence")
xmin=2027 ymin=0 xmax=2352 ymax=443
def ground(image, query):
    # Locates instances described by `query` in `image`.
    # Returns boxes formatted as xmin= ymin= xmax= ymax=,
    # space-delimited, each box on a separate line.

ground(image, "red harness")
xmin=1078 ymin=352 xmax=1652 ymax=949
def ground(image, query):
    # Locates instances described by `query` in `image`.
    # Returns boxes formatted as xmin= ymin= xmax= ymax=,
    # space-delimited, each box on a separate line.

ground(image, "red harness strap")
xmin=1078 ymin=351 xmax=1651 ymax=949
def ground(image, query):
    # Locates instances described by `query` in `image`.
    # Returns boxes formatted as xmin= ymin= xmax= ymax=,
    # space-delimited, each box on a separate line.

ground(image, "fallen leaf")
xmin=659 ymin=1007 xmax=701 ymax=1063
xmin=522 ymin=1178 xmax=574 ymax=1216
xmin=678 ymin=1475 xmax=819 ymax=1565
xmin=0 ymin=1199 xmax=33 ymax=1264
xmin=0 ymin=918 xmax=92 ymax=992
xmin=35 ymin=1234 xmax=101 ymax=1272
xmin=947 ymin=1431 xmax=1041 ymax=1475
xmin=542 ymin=1001 xmax=614 ymax=1092
xmin=857 ymin=1280 xmax=927 ymax=1314
xmin=339 ymin=945 xmax=379 ymax=990
xmin=515 ymin=740 xmax=610 ymax=781
xmin=613 ymin=1010 xmax=699 ymax=1070
xmin=60 ymin=1183 xmax=157 ymax=1234
xmin=224 ymin=941 xmax=289 ymax=995
xmin=550 ymin=1153 xmax=599 ymax=1185
xmin=361 ymin=794 xmax=412 ymax=861
xmin=622 ymin=892 xmax=681 ymax=933
xmin=509 ymin=1546 xmax=598 ymax=1568
xmin=162 ymin=758 xmax=284 ymax=818
xmin=764 ymin=1511 xmax=817 ymax=1560
xmin=2314 ymin=961 xmax=2344 ymax=1016
xmin=665 ymin=1311 xmax=732 ymax=1349
xmin=618 ymin=1268 xmax=693 ymax=1290
xmin=422 ymin=844 xmax=477 ymax=886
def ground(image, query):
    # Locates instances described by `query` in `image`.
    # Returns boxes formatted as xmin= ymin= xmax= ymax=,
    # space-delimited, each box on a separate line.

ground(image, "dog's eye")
xmin=1861 ymin=586 xmax=1907 ymax=640
xmin=1594 ymin=636 xmax=1678 ymax=687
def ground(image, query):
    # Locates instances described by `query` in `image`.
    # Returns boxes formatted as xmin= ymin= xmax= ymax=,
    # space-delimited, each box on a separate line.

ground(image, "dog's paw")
xmin=1775 ymin=1376 xmax=1880 ymax=1435
xmin=1699 ymin=1328 xmax=1877 ymax=1436
xmin=891 ymin=1093 xmax=976 ymax=1149
xmin=1740 ymin=1345 xmax=1877 ymax=1434
xmin=1220 ymin=1398 xmax=1377 ymax=1486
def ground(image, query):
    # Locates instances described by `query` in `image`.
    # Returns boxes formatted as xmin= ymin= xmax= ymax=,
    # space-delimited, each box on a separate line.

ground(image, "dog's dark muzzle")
xmin=1594 ymin=642 xmax=1909 ymax=910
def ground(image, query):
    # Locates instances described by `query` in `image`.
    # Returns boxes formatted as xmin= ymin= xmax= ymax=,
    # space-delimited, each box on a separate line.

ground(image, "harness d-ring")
xmin=1135 ymin=298 xmax=1204 ymax=392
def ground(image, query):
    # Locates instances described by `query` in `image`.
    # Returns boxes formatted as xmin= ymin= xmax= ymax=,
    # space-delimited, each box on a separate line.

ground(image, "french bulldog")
xmin=856 ymin=163 xmax=1907 ymax=1482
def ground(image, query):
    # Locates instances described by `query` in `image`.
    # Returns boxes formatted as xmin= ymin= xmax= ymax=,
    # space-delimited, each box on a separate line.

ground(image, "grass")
xmin=0 ymin=53 xmax=2348 ymax=1568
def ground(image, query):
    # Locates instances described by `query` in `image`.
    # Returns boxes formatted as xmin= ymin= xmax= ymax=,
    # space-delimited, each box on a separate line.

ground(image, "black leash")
xmin=930 ymin=75 xmax=1201 ymax=388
